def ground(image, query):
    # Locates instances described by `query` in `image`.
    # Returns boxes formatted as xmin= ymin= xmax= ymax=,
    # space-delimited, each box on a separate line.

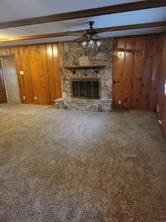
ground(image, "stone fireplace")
xmin=55 ymin=38 xmax=113 ymax=112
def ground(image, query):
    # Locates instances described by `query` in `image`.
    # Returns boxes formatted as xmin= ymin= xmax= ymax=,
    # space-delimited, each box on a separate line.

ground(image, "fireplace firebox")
xmin=71 ymin=78 xmax=100 ymax=99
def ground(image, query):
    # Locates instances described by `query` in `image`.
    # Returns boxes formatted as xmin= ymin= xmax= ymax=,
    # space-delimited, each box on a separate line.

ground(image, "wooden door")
xmin=0 ymin=59 xmax=7 ymax=104
xmin=2 ymin=56 xmax=21 ymax=103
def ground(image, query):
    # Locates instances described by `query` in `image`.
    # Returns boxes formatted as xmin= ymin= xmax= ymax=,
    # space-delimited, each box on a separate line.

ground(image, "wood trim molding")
xmin=0 ymin=1 xmax=165 ymax=29
xmin=0 ymin=21 xmax=165 ymax=43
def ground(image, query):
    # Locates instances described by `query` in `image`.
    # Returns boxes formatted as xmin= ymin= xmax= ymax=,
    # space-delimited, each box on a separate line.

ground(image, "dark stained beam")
xmin=0 ymin=1 xmax=165 ymax=29
xmin=0 ymin=31 xmax=83 ymax=42
xmin=96 ymin=21 xmax=166 ymax=33
xmin=0 ymin=21 xmax=165 ymax=43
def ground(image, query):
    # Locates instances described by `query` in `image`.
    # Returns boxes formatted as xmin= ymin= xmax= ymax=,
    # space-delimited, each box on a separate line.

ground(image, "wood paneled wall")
xmin=157 ymin=34 xmax=166 ymax=138
xmin=0 ymin=44 xmax=61 ymax=105
xmin=113 ymin=34 xmax=163 ymax=111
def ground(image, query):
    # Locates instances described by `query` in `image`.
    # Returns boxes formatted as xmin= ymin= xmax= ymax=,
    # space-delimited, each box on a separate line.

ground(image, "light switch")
xmin=20 ymin=71 xmax=24 ymax=75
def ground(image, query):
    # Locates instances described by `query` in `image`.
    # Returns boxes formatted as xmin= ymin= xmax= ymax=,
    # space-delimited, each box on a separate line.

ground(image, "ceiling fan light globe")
xmin=96 ymin=40 xmax=101 ymax=47
xmin=88 ymin=39 xmax=95 ymax=48
xmin=81 ymin=41 xmax=87 ymax=48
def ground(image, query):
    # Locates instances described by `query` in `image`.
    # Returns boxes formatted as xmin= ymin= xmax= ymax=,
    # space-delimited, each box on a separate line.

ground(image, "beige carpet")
xmin=0 ymin=104 xmax=165 ymax=222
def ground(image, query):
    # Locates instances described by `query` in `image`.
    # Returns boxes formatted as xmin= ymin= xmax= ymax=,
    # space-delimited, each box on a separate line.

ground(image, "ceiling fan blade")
xmin=75 ymin=35 xmax=87 ymax=42
xmin=92 ymin=33 xmax=100 ymax=38
xmin=63 ymin=21 xmax=110 ymax=41
xmin=66 ymin=31 xmax=84 ymax=36
xmin=95 ymin=27 xmax=113 ymax=34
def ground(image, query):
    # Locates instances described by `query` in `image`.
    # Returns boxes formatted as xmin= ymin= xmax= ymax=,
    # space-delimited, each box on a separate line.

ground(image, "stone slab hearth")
xmin=55 ymin=98 xmax=112 ymax=112
xmin=55 ymin=38 xmax=113 ymax=112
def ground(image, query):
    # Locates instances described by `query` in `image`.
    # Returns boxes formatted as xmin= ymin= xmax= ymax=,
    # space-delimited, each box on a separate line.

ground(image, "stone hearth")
xmin=55 ymin=38 xmax=113 ymax=112
xmin=55 ymin=98 xmax=112 ymax=112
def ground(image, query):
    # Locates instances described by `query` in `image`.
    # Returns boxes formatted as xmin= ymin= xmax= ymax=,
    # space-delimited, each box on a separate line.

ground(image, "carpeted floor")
xmin=0 ymin=104 xmax=165 ymax=222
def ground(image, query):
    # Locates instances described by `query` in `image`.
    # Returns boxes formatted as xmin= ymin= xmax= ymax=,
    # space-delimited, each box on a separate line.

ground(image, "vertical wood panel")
xmin=53 ymin=44 xmax=62 ymax=100
xmin=0 ymin=43 xmax=62 ymax=105
xmin=14 ymin=50 xmax=24 ymax=103
xmin=113 ymin=34 xmax=163 ymax=112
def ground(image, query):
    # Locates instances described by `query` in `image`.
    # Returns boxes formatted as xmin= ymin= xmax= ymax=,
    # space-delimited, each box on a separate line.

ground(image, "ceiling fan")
xmin=70 ymin=21 xmax=102 ymax=52
xmin=74 ymin=21 xmax=99 ymax=42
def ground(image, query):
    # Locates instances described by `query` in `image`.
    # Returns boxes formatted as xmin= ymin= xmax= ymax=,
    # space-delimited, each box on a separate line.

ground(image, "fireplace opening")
xmin=71 ymin=78 xmax=100 ymax=99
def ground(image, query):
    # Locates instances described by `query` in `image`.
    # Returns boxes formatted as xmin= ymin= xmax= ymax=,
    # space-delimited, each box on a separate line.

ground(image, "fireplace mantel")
xmin=65 ymin=65 xmax=105 ymax=70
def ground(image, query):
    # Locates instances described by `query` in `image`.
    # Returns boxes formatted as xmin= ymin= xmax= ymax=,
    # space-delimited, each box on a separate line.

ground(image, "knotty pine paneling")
xmin=157 ymin=34 xmax=166 ymax=138
xmin=113 ymin=34 xmax=163 ymax=111
xmin=0 ymin=44 xmax=61 ymax=105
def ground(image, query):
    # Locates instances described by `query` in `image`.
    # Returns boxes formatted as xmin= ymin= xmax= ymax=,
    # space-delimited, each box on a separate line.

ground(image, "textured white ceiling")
xmin=0 ymin=0 xmax=165 ymax=46
xmin=0 ymin=0 xmax=142 ymax=21
xmin=0 ymin=7 xmax=165 ymax=37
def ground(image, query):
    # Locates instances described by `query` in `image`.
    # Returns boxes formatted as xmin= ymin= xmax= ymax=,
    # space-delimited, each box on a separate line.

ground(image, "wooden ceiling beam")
xmin=0 ymin=1 xmax=165 ymax=29
xmin=0 ymin=31 xmax=83 ymax=42
xmin=96 ymin=21 xmax=166 ymax=33
xmin=0 ymin=21 xmax=165 ymax=43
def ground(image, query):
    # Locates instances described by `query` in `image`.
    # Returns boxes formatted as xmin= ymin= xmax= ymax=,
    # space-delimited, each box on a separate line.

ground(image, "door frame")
xmin=0 ymin=57 xmax=9 ymax=102
xmin=0 ymin=56 xmax=21 ymax=103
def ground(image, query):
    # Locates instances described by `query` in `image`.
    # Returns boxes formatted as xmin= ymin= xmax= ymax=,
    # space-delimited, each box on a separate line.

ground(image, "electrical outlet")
xmin=158 ymin=119 xmax=162 ymax=125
